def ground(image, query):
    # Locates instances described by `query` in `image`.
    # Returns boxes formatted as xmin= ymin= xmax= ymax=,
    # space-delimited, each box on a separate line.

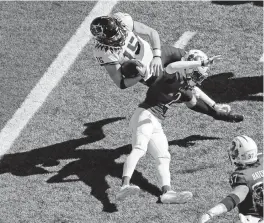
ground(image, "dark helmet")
xmin=90 ymin=16 xmax=127 ymax=47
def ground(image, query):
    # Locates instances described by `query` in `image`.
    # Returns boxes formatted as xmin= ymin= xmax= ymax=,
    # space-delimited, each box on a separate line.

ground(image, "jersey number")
xmin=96 ymin=57 xmax=104 ymax=64
xmin=124 ymin=36 xmax=139 ymax=59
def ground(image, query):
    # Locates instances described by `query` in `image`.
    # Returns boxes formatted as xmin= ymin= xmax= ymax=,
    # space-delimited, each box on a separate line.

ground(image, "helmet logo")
xmin=91 ymin=24 xmax=105 ymax=38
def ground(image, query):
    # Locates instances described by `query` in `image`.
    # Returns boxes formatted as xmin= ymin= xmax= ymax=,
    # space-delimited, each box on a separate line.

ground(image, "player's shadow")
xmin=0 ymin=121 xmax=221 ymax=212
xmin=212 ymin=1 xmax=263 ymax=6
xmin=0 ymin=117 xmax=160 ymax=213
xmin=169 ymin=135 xmax=221 ymax=148
xmin=201 ymin=72 xmax=263 ymax=103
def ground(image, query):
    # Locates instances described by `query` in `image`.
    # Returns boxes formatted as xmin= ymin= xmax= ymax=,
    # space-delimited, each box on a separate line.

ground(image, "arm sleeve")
xmin=113 ymin=12 xmax=134 ymax=31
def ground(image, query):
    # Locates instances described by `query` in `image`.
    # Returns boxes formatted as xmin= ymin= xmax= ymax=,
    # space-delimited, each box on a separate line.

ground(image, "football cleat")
xmin=214 ymin=110 xmax=244 ymax=123
xmin=160 ymin=190 xmax=193 ymax=204
xmin=116 ymin=185 xmax=140 ymax=201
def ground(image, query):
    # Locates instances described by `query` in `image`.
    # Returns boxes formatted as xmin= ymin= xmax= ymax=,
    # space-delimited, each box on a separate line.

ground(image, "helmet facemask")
xmin=252 ymin=183 xmax=263 ymax=216
xmin=185 ymin=49 xmax=209 ymax=85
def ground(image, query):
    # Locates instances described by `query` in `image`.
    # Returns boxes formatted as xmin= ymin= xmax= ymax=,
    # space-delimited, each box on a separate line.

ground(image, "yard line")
xmin=173 ymin=31 xmax=197 ymax=49
xmin=0 ymin=0 xmax=118 ymax=157
xmin=260 ymin=54 xmax=263 ymax=62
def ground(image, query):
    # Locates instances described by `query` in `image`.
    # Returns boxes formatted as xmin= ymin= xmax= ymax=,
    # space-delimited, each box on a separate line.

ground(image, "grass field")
xmin=0 ymin=1 xmax=263 ymax=223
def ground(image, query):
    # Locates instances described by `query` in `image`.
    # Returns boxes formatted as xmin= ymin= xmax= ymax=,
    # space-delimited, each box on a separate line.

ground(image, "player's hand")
xmin=203 ymin=55 xmax=222 ymax=66
xmin=136 ymin=61 xmax=147 ymax=79
xmin=196 ymin=213 xmax=211 ymax=223
xmin=149 ymin=56 xmax=163 ymax=77
xmin=238 ymin=214 xmax=251 ymax=223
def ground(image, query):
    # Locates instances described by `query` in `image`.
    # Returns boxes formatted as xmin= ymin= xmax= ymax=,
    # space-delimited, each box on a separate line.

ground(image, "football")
xmin=121 ymin=59 xmax=142 ymax=78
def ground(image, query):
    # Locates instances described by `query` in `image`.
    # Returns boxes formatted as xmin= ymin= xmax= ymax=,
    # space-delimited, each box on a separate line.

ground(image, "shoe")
xmin=214 ymin=111 xmax=244 ymax=123
xmin=116 ymin=185 xmax=140 ymax=201
xmin=160 ymin=190 xmax=193 ymax=204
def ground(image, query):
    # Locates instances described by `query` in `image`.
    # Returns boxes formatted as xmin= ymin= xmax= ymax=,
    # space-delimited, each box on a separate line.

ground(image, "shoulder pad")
xmin=113 ymin=12 xmax=134 ymax=31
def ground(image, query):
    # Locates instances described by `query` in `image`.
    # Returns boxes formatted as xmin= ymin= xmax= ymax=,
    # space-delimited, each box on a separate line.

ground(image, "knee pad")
xmin=130 ymin=147 xmax=146 ymax=158
xmin=155 ymin=151 xmax=171 ymax=163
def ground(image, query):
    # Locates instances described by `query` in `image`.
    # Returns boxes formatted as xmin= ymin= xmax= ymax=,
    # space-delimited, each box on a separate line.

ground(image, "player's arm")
xmin=133 ymin=21 xmax=161 ymax=51
xmin=165 ymin=55 xmax=222 ymax=74
xmin=133 ymin=21 xmax=163 ymax=77
xmin=104 ymin=64 xmax=142 ymax=89
xmin=197 ymin=185 xmax=249 ymax=223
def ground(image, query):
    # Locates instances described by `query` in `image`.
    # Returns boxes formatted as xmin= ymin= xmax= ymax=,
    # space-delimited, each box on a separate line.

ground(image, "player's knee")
xmin=185 ymin=95 xmax=197 ymax=108
xmin=155 ymin=151 xmax=171 ymax=164
xmin=130 ymin=147 xmax=146 ymax=158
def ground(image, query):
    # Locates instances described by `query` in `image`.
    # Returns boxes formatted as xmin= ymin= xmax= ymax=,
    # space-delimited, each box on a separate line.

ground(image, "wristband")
xmin=153 ymin=48 xmax=161 ymax=57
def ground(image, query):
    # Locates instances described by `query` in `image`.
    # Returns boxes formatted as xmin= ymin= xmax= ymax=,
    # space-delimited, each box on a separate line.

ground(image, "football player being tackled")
xmin=198 ymin=136 xmax=263 ymax=223
xmin=116 ymin=48 xmax=244 ymax=204
xmin=90 ymin=12 xmax=163 ymax=89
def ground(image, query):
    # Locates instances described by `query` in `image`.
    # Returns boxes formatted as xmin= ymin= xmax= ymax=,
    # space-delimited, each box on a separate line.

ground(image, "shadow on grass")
xmin=169 ymin=135 xmax=221 ymax=147
xmin=0 ymin=117 xmax=222 ymax=213
xmin=212 ymin=1 xmax=263 ymax=6
xmin=0 ymin=117 xmax=159 ymax=213
xmin=211 ymin=1 xmax=251 ymax=5
xmin=201 ymin=73 xmax=263 ymax=103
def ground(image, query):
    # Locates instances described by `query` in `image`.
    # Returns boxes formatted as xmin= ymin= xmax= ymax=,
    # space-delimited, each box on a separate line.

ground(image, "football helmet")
xmin=228 ymin=135 xmax=258 ymax=166
xmin=185 ymin=49 xmax=209 ymax=84
xmin=90 ymin=16 xmax=127 ymax=47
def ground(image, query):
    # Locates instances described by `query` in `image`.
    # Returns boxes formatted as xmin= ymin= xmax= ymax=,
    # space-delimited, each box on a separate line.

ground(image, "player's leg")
xmin=116 ymin=108 xmax=154 ymax=200
xmin=182 ymin=88 xmax=243 ymax=123
xmin=147 ymin=117 xmax=193 ymax=204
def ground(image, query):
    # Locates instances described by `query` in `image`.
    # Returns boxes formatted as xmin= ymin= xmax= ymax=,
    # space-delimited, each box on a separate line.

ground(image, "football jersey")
xmin=229 ymin=154 xmax=263 ymax=218
xmin=93 ymin=12 xmax=153 ymax=80
xmin=139 ymin=47 xmax=191 ymax=120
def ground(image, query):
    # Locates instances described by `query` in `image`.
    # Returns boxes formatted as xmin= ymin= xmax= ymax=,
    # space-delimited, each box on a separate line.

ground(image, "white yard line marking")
xmin=260 ymin=54 xmax=263 ymax=62
xmin=0 ymin=0 xmax=118 ymax=157
xmin=173 ymin=31 xmax=197 ymax=49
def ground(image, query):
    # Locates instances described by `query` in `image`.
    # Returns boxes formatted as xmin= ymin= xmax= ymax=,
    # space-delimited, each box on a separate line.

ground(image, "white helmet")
xmin=228 ymin=135 xmax=258 ymax=166
xmin=185 ymin=49 xmax=209 ymax=84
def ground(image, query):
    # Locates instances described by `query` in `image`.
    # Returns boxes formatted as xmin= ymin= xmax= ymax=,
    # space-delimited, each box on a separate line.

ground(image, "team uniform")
xmin=127 ymin=48 xmax=193 ymax=188
xmin=230 ymin=155 xmax=263 ymax=223
xmin=93 ymin=12 xmax=154 ymax=81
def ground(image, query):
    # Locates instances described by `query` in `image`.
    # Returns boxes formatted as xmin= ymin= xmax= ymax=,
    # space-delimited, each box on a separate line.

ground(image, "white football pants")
xmin=123 ymin=107 xmax=171 ymax=187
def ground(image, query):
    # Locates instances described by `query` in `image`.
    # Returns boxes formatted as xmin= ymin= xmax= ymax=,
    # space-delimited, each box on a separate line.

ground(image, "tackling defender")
xmin=90 ymin=12 xmax=227 ymax=111
xmin=116 ymin=49 xmax=244 ymax=204
xmin=90 ymin=12 xmax=163 ymax=89
xmin=197 ymin=136 xmax=263 ymax=223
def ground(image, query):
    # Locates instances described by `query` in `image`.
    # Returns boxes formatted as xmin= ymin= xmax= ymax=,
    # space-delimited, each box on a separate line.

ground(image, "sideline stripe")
xmin=0 ymin=0 xmax=118 ymax=157
xmin=173 ymin=31 xmax=196 ymax=49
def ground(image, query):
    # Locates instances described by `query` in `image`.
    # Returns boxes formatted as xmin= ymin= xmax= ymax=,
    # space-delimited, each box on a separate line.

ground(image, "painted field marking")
xmin=173 ymin=31 xmax=197 ymax=49
xmin=260 ymin=54 xmax=263 ymax=62
xmin=0 ymin=0 xmax=118 ymax=157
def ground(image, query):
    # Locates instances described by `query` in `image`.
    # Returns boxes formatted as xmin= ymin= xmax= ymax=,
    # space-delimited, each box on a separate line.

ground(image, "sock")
xmin=156 ymin=157 xmax=171 ymax=190
xmin=162 ymin=185 xmax=171 ymax=194
xmin=189 ymin=98 xmax=217 ymax=117
xmin=122 ymin=148 xmax=145 ymax=186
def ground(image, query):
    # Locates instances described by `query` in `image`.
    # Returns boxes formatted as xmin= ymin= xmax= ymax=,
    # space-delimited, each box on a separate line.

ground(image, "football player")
xmin=90 ymin=12 xmax=163 ymax=89
xmin=197 ymin=135 xmax=263 ymax=223
xmin=116 ymin=49 xmax=244 ymax=204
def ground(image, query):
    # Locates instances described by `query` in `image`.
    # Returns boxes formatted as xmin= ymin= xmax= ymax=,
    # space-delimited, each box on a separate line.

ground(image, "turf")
xmin=0 ymin=1 xmax=263 ymax=223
